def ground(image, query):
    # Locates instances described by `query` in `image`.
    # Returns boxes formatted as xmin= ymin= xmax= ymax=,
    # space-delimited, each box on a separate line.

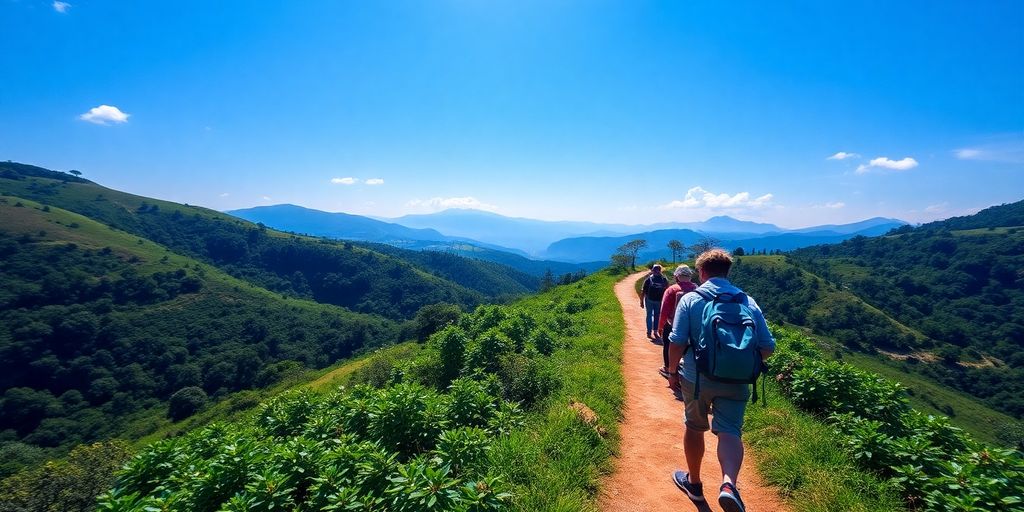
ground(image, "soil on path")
xmin=598 ymin=272 xmax=790 ymax=512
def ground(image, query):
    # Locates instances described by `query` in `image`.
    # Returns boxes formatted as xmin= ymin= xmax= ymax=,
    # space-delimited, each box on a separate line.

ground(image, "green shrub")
xmin=772 ymin=326 xmax=1024 ymax=508
xmin=168 ymin=386 xmax=208 ymax=421
xmin=99 ymin=382 xmax=520 ymax=511
xmin=430 ymin=325 xmax=469 ymax=387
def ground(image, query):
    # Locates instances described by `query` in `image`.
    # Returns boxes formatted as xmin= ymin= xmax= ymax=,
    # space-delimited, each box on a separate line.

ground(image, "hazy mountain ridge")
xmin=235 ymin=204 xmax=907 ymax=264
xmin=543 ymin=221 xmax=906 ymax=263
xmin=229 ymin=204 xmax=602 ymax=276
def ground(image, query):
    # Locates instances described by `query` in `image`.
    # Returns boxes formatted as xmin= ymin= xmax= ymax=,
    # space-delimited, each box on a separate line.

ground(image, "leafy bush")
xmin=167 ymin=386 xmax=208 ymax=421
xmin=771 ymin=326 xmax=1024 ymax=510
xmin=98 ymin=381 xmax=519 ymax=511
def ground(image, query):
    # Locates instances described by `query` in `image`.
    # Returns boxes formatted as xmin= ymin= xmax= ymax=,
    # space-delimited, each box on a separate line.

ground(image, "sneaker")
xmin=718 ymin=482 xmax=746 ymax=512
xmin=671 ymin=470 xmax=704 ymax=502
xmin=658 ymin=367 xmax=672 ymax=379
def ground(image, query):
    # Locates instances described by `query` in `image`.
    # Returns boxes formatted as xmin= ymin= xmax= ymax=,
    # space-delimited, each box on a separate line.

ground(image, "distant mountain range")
xmin=228 ymin=204 xmax=605 ymax=276
xmin=545 ymin=218 xmax=907 ymax=263
xmin=231 ymin=204 xmax=907 ymax=264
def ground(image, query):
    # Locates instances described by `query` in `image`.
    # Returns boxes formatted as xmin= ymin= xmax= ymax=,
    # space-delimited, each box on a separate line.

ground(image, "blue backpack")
xmin=690 ymin=288 xmax=766 ymax=404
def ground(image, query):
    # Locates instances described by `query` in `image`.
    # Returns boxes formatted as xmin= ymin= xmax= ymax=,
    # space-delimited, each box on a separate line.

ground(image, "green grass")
xmin=745 ymin=381 xmax=903 ymax=512
xmin=838 ymin=350 xmax=1022 ymax=446
xmin=488 ymin=269 xmax=625 ymax=511
xmin=951 ymin=226 xmax=1024 ymax=236
xmin=133 ymin=342 xmax=422 ymax=447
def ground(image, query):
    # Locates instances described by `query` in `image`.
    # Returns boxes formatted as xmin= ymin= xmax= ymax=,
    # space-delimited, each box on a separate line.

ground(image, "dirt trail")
xmin=598 ymin=272 xmax=790 ymax=512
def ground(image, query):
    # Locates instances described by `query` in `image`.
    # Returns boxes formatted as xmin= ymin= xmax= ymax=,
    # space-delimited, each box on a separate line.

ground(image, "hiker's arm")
xmin=668 ymin=342 xmax=686 ymax=373
xmin=750 ymin=298 xmax=776 ymax=363
xmin=657 ymin=288 xmax=674 ymax=330
xmin=666 ymin=297 xmax=690 ymax=380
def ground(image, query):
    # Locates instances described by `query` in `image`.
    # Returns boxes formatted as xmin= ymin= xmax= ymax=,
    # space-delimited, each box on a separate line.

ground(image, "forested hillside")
xmin=3 ymin=265 xmax=628 ymax=512
xmin=786 ymin=201 xmax=1024 ymax=418
xmin=0 ymin=163 xmax=534 ymax=319
xmin=0 ymin=197 xmax=396 ymax=477
xmin=720 ymin=200 xmax=1024 ymax=422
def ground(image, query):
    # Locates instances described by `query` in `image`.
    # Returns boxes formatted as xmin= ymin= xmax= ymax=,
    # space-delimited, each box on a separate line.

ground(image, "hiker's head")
xmin=695 ymin=249 xmax=732 ymax=280
xmin=673 ymin=264 xmax=693 ymax=283
xmin=652 ymin=264 xmax=663 ymax=275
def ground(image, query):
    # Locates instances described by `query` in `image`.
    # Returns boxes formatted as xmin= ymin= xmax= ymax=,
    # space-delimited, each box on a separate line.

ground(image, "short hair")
xmin=695 ymin=249 xmax=732 ymax=278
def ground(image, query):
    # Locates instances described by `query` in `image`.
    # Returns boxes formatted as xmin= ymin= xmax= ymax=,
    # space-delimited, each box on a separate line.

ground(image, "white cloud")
xmin=261 ymin=196 xmax=271 ymax=201
xmin=660 ymin=186 xmax=773 ymax=210
xmin=954 ymin=139 xmax=1024 ymax=163
xmin=855 ymin=156 xmax=918 ymax=174
xmin=52 ymin=1 xmax=70 ymax=13
xmin=331 ymin=177 xmax=358 ymax=185
xmin=955 ymin=148 xmax=983 ymax=159
xmin=406 ymin=196 xmax=498 ymax=212
xmin=925 ymin=202 xmax=949 ymax=213
xmin=824 ymin=202 xmax=845 ymax=209
xmin=79 ymin=105 xmax=129 ymax=125
xmin=365 ymin=178 xmax=384 ymax=185
xmin=827 ymin=151 xmax=859 ymax=160
xmin=219 ymin=192 xmax=230 ymax=197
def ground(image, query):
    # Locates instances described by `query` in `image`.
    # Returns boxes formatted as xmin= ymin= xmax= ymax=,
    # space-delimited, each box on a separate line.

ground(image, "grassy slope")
xmin=489 ymin=270 xmax=625 ymax=511
xmin=121 ymin=271 xmax=625 ymax=511
xmin=0 ymin=165 xmax=529 ymax=307
xmin=134 ymin=342 xmax=422 ymax=447
xmin=0 ymin=196 xmax=399 ymax=445
xmin=730 ymin=255 xmax=1023 ymax=446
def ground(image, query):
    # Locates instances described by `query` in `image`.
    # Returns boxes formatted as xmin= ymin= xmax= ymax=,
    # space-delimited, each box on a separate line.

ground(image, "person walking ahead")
xmin=665 ymin=249 xmax=775 ymax=512
xmin=658 ymin=265 xmax=696 ymax=379
xmin=640 ymin=264 xmax=669 ymax=340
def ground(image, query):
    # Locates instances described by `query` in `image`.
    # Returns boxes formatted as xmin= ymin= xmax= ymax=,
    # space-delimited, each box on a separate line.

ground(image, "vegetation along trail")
xmin=599 ymin=272 xmax=790 ymax=512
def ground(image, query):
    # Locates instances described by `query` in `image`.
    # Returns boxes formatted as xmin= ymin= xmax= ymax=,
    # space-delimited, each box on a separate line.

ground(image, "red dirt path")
xmin=597 ymin=272 xmax=790 ymax=512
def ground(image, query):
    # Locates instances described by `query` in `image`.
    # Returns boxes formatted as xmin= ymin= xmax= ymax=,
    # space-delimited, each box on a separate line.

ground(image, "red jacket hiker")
xmin=658 ymin=265 xmax=697 ymax=374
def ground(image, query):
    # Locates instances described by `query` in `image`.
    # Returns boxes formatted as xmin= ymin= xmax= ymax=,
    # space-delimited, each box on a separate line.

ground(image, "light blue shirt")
xmin=667 ymin=277 xmax=776 ymax=383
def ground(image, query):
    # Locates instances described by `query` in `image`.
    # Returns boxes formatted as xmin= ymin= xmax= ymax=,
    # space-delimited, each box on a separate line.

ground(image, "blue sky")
xmin=1 ymin=1 xmax=1022 ymax=227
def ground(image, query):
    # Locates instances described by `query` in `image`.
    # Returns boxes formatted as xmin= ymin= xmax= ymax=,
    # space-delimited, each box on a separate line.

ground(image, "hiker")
xmin=657 ymin=265 xmax=696 ymax=379
xmin=639 ymin=264 xmax=669 ymax=340
xmin=666 ymin=249 xmax=775 ymax=512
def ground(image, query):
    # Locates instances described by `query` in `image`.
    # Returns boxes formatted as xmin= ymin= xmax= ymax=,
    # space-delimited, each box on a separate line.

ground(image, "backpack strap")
xmin=690 ymin=288 xmax=716 ymax=400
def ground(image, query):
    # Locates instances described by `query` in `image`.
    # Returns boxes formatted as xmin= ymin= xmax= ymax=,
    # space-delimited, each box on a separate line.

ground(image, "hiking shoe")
xmin=718 ymin=482 xmax=746 ymax=512
xmin=671 ymin=470 xmax=704 ymax=502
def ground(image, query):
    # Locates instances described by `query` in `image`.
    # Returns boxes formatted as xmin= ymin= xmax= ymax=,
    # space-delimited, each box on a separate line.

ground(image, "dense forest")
xmin=0 ymin=199 xmax=397 ymax=477
xmin=0 ymin=163 xmax=535 ymax=320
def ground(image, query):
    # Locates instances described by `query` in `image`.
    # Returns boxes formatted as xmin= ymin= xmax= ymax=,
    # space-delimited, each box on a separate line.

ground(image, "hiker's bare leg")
xmin=718 ymin=432 xmax=744 ymax=486
xmin=683 ymin=426 xmax=705 ymax=483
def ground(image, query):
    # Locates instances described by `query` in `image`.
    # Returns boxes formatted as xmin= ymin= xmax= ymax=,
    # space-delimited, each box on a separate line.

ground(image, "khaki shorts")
xmin=679 ymin=377 xmax=750 ymax=437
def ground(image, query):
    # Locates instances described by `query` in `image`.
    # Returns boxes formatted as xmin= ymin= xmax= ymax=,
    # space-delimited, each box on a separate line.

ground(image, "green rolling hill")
xmin=726 ymin=241 xmax=1024 ymax=446
xmin=0 ymin=162 xmax=539 ymax=319
xmin=0 ymin=161 xmax=549 ymax=478
xmin=0 ymin=196 xmax=397 ymax=476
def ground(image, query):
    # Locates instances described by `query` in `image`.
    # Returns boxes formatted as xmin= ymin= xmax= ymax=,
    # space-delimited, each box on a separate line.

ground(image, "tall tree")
xmin=616 ymin=239 xmax=648 ymax=270
xmin=667 ymin=240 xmax=685 ymax=263
xmin=688 ymin=235 xmax=721 ymax=259
xmin=540 ymin=269 xmax=555 ymax=291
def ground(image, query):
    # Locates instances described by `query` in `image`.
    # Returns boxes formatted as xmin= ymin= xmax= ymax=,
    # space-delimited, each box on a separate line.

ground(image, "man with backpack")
xmin=665 ymin=249 xmax=775 ymax=512
xmin=640 ymin=264 xmax=669 ymax=340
